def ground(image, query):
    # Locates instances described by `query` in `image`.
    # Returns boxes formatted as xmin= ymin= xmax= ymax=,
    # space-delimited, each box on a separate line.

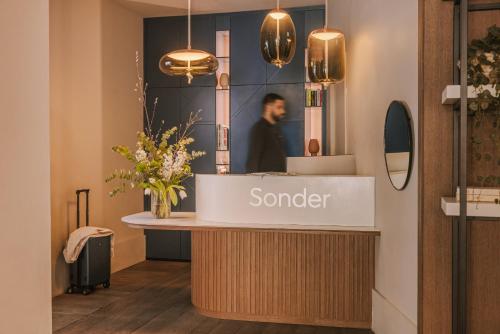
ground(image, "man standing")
xmin=246 ymin=93 xmax=287 ymax=173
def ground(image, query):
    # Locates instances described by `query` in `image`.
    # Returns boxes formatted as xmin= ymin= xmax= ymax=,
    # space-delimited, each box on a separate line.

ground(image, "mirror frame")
xmin=383 ymin=101 xmax=414 ymax=191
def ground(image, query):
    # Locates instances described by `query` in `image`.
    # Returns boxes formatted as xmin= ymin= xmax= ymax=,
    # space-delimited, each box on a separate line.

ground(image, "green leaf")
xmin=168 ymin=187 xmax=178 ymax=206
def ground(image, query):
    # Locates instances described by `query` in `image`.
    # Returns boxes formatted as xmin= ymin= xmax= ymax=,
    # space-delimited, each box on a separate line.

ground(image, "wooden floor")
xmin=53 ymin=261 xmax=373 ymax=334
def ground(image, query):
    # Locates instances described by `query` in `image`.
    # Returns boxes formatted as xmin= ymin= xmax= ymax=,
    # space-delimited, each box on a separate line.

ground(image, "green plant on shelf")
xmin=466 ymin=25 xmax=499 ymax=187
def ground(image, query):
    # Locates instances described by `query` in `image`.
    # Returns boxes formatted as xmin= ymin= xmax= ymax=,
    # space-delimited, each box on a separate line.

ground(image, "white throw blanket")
xmin=63 ymin=226 xmax=114 ymax=264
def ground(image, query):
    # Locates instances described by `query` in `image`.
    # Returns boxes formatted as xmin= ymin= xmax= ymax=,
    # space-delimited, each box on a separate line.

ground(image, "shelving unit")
xmin=441 ymin=197 xmax=500 ymax=217
xmin=445 ymin=2 xmax=500 ymax=334
xmin=441 ymin=84 xmax=496 ymax=104
xmin=304 ymin=49 xmax=327 ymax=156
xmin=215 ymin=30 xmax=230 ymax=174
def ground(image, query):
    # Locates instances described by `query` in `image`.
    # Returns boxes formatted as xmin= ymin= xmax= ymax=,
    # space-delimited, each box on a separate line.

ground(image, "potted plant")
xmin=106 ymin=52 xmax=205 ymax=218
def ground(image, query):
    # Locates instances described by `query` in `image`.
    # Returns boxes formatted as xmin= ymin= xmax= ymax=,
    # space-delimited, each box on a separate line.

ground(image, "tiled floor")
xmin=53 ymin=261 xmax=373 ymax=334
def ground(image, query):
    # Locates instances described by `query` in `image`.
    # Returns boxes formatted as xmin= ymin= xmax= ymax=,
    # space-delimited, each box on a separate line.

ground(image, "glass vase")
xmin=150 ymin=190 xmax=171 ymax=219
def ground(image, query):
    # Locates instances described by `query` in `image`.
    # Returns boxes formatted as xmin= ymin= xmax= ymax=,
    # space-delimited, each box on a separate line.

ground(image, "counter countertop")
xmin=122 ymin=212 xmax=381 ymax=235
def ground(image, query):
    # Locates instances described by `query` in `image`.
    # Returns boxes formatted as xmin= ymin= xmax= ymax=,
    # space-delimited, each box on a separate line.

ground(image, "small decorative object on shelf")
xmin=216 ymin=124 xmax=229 ymax=151
xmin=216 ymin=164 xmax=229 ymax=175
xmin=305 ymin=88 xmax=323 ymax=107
xmin=456 ymin=187 xmax=500 ymax=204
xmin=106 ymin=52 xmax=206 ymax=219
xmin=219 ymin=72 xmax=230 ymax=89
xmin=308 ymin=139 xmax=320 ymax=156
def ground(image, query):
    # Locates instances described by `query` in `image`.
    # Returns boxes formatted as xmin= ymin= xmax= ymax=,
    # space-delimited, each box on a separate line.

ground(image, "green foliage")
xmin=467 ymin=25 xmax=500 ymax=187
xmin=106 ymin=111 xmax=205 ymax=207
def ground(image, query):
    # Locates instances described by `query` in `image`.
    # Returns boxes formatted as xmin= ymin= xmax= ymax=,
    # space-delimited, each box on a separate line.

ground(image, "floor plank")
xmin=52 ymin=261 xmax=372 ymax=334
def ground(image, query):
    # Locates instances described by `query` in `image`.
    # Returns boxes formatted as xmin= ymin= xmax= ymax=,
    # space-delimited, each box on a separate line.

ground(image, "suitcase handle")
xmin=76 ymin=189 xmax=90 ymax=228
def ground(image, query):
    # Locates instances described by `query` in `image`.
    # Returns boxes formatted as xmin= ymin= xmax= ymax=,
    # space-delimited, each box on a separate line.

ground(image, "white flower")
xmin=130 ymin=183 xmax=135 ymax=189
xmin=191 ymin=150 xmax=206 ymax=158
xmin=172 ymin=151 xmax=187 ymax=173
xmin=149 ymin=178 xmax=156 ymax=184
xmin=144 ymin=188 xmax=151 ymax=195
xmin=161 ymin=154 xmax=174 ymax=181
xmin=135 ymin=149 xmax=147 ymax=162
xmin=179 ymin=190 xmax=187 ymax=200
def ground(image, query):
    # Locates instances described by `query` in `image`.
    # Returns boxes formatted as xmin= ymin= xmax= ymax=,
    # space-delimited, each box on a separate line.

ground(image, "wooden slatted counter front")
xmin=123 ymin=212 xmax=380 ymax=329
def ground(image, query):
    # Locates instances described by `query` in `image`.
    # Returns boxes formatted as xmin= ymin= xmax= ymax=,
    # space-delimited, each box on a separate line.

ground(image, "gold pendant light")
xmin=159 ymin=0 xmax=218 ymax=84
xmin=307 ymin=0 xmax=346 ymax=87
xmin=260 ymin=0 xmax=296 ymax=68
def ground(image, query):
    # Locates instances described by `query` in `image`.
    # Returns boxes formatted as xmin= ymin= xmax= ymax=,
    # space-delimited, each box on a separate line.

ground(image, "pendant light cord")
xmin=324 ymin=0 xmax=328 ymax=28
xmin=187 ymin=0 xmax=191 ymax=49
xmin=277 ymin=0 xmax=279 ymax=10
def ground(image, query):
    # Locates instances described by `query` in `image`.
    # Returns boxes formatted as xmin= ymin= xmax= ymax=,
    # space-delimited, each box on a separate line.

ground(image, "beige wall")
xmin=50 ymin=0 xmax=145 ymax=296
xmin=328 ymin=0 xmax=419 ymax=333
xmin=0 ymin=0 xmax=53 ymax=332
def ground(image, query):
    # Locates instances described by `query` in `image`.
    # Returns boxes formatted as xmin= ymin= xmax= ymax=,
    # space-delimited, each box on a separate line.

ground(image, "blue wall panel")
xmin=144 ymin=17 xmax=183 ymax=88
xmin=215 ymin=14 xmax=230 ymax=31
xmin=148 ymin=87 xmax=181 ymax=129
xmin=281 ymin=121 xmax=305 ymax=157
xmin=304 ymin=9 xmax=325 ymax=43
xmin=190 ymin=124 xmax=216 ymax=174
xmin=180 ymin=87 xmax=215 ymax=124
xmin=230 ymin=11 xmax=267 ymax=85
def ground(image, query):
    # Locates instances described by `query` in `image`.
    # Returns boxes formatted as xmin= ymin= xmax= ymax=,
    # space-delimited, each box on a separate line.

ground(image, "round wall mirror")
xmin=384 ymin=101 xmax=413 ymax=191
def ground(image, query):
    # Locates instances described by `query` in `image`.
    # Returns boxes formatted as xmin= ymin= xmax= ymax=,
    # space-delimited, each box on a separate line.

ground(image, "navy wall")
xmin=143 ymin=6 xmax=324 ymax=260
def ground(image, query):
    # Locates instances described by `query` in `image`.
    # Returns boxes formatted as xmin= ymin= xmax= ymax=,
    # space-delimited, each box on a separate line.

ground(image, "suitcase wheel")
xmin=103 ymin=281 xmax=110 ymax=289
xmin=82 ymin=287 xmax=91 ymax=295
xmin=66 ymin=287 xmax=74 ymax=294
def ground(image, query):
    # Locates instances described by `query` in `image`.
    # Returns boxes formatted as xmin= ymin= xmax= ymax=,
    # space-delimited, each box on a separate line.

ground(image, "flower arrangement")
xmin=106 ymin=52 xmax=205 ymax=218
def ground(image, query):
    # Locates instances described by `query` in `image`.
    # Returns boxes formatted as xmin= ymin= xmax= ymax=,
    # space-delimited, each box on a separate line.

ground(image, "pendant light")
xmin=260 ymin=0 xmax=296 ymax=68
xmin=159 ymin=0 xmax=218 ymax=84
xmin=307 ymin=0 xmax=346 ymax=87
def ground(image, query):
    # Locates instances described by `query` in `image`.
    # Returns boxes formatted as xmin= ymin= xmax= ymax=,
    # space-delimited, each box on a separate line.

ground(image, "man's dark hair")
xmin=262 ymin=93 xmax=284 ymax=107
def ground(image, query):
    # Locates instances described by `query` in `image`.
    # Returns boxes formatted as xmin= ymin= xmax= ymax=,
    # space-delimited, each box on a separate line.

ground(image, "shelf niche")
xmin=216 ymin=30 xmax=230 ymax=174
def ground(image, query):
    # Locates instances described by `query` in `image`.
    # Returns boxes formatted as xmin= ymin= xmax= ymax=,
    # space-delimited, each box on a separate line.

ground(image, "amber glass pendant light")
xmin=159 ymin=0 xmax=218 ymax=84
xmin=260 ymin=0 xmax=296 ymax=68
xmin=307 ymin=0 xmax=346 ymax=87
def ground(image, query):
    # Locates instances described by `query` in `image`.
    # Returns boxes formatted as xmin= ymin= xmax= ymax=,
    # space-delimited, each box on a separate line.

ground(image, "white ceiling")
xmin=116 ymin=0 xmax=323 ymax=17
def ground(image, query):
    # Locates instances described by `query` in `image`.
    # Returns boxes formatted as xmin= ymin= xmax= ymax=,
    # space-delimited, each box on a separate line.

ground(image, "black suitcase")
xmin=67 ymin=189 xmax=111 ymax=295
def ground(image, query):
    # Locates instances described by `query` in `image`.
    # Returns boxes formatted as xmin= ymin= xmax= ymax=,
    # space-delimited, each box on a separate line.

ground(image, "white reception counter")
xmin=196 ymin=174 xmax=375 ymax=227
xmin=123 ymin=174 xmax=378 ymax=232
xmin=122 ymin=172 xmax=379 ymax=329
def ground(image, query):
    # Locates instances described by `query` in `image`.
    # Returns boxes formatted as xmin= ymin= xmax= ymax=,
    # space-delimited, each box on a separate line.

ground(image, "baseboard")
xmin=372 ymin=289 xmax=417 ymax=334
xmin=111 ymin=234 xmax=146 ymax=273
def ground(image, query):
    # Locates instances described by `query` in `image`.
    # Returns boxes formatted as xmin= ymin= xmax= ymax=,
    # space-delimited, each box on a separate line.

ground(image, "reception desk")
xmin=123 ymin=174 xmax=379 ymax=329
